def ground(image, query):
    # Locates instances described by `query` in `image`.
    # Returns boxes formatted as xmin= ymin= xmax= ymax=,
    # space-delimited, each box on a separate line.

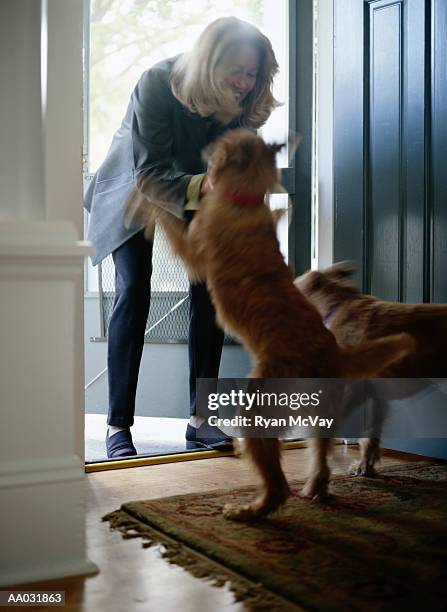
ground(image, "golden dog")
xmin=129 ymin=130 xmax=415 ymax=520
xmin=295 ymin=262 xmax=447 ymax=476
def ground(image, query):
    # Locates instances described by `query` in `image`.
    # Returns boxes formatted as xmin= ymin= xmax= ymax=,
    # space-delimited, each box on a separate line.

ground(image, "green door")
xmin=333 ymin=0 xmax=447 ymax=459
xmin=334 ymin=0 xmax=447 ymax=304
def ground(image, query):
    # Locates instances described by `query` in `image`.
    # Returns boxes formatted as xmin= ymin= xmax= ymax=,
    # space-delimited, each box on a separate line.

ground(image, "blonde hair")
xmin=171 ymin=17 xmax=280 ymax=128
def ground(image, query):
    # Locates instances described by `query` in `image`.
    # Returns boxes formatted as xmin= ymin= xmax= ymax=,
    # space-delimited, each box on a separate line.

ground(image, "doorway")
xmin=82 ymin=0 xmax=312 ymax=464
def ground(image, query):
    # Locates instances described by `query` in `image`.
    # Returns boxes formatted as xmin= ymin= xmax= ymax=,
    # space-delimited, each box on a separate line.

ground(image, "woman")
xmin=84 ymin=16 xmax=280 ymax=458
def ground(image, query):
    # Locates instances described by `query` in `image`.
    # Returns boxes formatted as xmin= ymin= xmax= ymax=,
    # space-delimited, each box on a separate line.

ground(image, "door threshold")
xmin=85 ymin=440 xmax=310 ymax=473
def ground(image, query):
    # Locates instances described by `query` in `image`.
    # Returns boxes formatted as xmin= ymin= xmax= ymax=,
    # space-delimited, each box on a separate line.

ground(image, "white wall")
xmin=0 ymin=1 xmax=45 ymax=221
xmin=0 ymin=0 xmax=96 ymax=587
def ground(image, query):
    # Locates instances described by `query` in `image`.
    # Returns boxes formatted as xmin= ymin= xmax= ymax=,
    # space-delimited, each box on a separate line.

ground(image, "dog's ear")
xmin=324 ymin=261 xmax=357 ymax=280
xmin=266 ymin=132 xmax=302 ymax=161
xmin=202 ymin=141 xmax=216 ymax=163
xmin=203 ymin=140 xmax=228 ymax=179
xmin=266 ymin=142 xmax=286 ymax=156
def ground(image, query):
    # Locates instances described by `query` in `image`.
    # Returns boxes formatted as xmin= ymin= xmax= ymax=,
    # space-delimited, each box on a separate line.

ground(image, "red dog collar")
xmin=224 ymin=190 xmax=265 ymax=208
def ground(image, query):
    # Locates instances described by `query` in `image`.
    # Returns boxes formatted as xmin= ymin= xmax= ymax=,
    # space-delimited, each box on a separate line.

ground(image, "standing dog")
xmin=129 ymin=130 xmax=414 ymax=520
xmin=295 ymin=262 xmax=447 ymax=475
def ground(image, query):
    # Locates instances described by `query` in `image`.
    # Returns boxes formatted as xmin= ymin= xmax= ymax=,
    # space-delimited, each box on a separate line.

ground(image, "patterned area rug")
xmin=103 ymin=462 xmax=447 ymax=611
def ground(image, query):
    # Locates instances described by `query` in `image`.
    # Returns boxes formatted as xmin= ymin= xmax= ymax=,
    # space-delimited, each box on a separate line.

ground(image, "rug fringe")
xmin=102 ymin=509 xmax=302 ymax=611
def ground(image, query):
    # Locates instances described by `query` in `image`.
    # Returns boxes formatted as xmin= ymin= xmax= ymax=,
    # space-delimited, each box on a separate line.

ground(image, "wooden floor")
xmin=12 ymin=445 xmax=427 ymax=612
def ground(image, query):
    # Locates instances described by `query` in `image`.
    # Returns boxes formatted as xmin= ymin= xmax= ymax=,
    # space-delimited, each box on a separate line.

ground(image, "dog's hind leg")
xmin=301 ymin=438 xmax=333 ymax=500
xmin=350 ymin=394 xmax=384 ymax=476
xmin=350 ymin=437 xmax=381 ymax=477
xmin=223 ymin=438 xmax=290 ymax=521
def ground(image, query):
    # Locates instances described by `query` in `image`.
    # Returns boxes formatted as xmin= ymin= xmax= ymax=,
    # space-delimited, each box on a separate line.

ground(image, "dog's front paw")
xmin=223 ymin=488 xmax=289 ymax=521
xmin=349 ymin=461 xmax=378 ymax=477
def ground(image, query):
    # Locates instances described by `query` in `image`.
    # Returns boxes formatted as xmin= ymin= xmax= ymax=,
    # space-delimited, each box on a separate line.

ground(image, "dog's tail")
xmin=341 ymin=332 xmax=415 ymax=378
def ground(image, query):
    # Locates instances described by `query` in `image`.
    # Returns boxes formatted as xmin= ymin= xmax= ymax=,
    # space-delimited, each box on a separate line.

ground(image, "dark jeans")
xmin=107 ymin=231 xmax=224 ymax=427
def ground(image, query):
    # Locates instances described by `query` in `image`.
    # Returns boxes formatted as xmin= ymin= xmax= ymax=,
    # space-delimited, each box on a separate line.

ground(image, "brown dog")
xmin=130 ymin=130 xmax=415 ymax=520
xmin=295 ymin=262 xmax=447 ymax=475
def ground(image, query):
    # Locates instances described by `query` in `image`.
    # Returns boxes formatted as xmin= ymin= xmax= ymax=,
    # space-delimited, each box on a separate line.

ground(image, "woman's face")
xmin=224 ymin=43 xmax=259 ymax=103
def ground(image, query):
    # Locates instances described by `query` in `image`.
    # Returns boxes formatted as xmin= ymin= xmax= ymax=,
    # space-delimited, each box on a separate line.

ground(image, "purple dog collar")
xmin=323 ymin=302 xmax=341 ymax=328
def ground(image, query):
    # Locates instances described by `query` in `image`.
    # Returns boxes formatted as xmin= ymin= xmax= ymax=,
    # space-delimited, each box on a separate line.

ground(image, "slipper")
xmin=185 ymin=423 xmax=233 ymax=450
xmin=106 ymin=429 xmax=137 ymax=458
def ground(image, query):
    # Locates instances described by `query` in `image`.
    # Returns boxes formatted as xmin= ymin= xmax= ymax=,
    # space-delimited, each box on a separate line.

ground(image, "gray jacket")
xmin=84 ymin=57 xmax=232 ymax=265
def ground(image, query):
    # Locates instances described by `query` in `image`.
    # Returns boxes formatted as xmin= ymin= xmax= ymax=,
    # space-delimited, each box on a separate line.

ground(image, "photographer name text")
xmin=208 ymin=415 xmax=334 ymax=429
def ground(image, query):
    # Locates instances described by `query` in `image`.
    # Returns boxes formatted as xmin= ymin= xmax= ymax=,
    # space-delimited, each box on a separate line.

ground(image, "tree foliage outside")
xmin=88 ymin=0 xmax=264 ymax=171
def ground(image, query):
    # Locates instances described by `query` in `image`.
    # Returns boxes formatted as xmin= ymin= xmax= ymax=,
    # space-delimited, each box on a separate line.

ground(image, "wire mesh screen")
xmin=99 ymin=224 xmax=235 ymax=344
